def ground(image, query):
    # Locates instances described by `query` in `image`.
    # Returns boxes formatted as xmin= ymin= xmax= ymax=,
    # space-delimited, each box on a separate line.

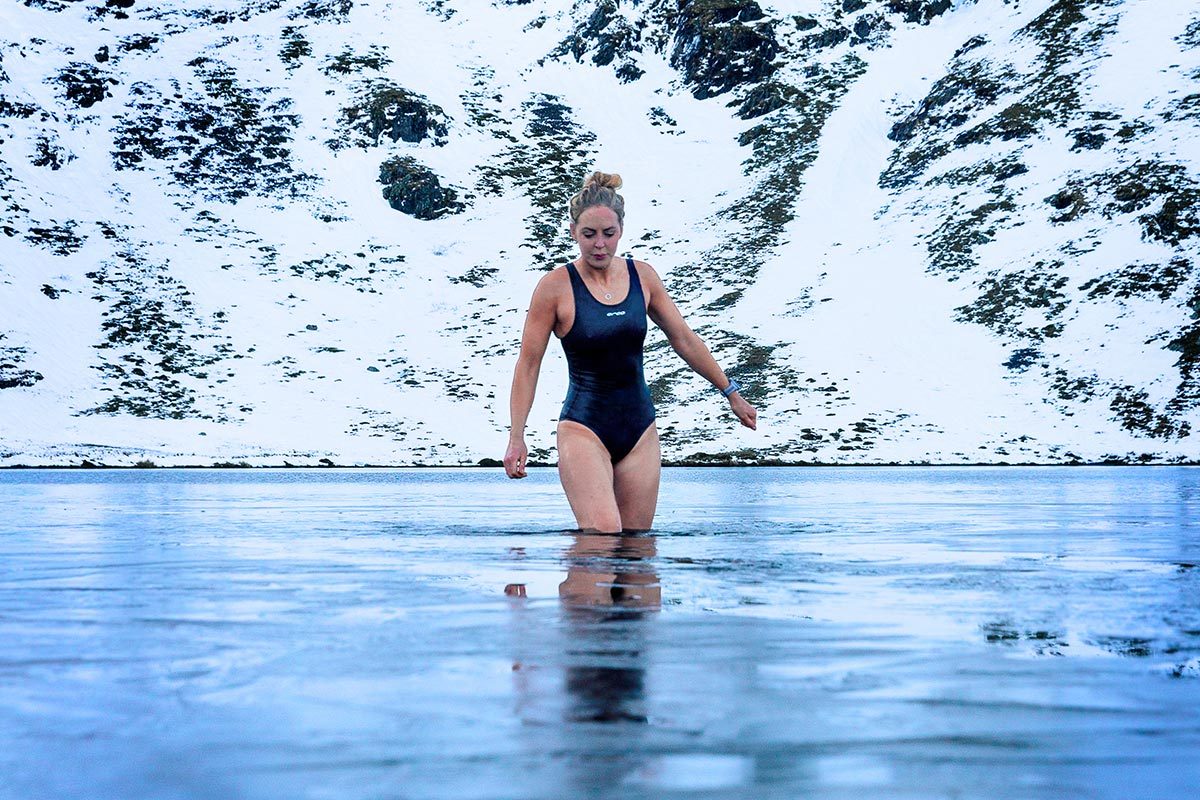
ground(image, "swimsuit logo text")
xmin=606 ymin=310 xmax=626 ymax=317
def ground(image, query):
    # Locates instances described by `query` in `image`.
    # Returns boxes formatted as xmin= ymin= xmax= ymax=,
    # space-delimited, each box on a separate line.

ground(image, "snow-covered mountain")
xmin=1 ymin=0 xmax=1197 ymax=465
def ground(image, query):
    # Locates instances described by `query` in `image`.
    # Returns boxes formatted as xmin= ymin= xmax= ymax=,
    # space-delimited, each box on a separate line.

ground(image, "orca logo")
xmin=606 ymin=310 xmax=626 ymax=317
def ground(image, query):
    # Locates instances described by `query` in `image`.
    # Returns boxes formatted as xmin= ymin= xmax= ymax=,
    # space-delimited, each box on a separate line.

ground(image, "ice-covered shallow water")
xmin=1 ymin=467 xmax=1198 ymax=799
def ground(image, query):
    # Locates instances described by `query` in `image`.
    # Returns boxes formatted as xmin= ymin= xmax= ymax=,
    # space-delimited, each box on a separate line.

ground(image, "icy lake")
xmin=1 ymin=466 xmax=1198 ymax=799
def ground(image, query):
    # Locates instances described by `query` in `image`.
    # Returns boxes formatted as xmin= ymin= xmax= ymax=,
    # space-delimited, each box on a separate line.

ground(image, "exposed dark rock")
xmin=83 ymin=248 xmax=233 ymax=421
xmin=732 ymin=81 xmax=797 ymax=119
xmin=793 ymin=15 xmax=818 ymax=31
xmin=334 ymin=83 xmax=449 ymax=149
xmin=25 ymin=221 xmax=85 ymax=256
xmin=956 ymin=264 xmax=1069 ymax=341
xmin=1004 ymin=347 xmax=1041 ymax=372
xmin=551 ymin=0 xmax=644 ymax=81
xmin=32 ymin=135 xmax=73 ymax=170
xmin=953 ymin=35 xmax=987 ymax=58
xmin=54 ymin=63 xmax=117 ymax=108
xmin=119 ymin=35 xmax=158 ymax=52
xmin=843 ymin=0 xmax=867 ymax=13
xmin=670 ymin=0 xmax=779 ymax=99
xmin=1178 ymin=18 xmax=1200 ymax=49
xmin=887 ymin=0 xmax=952 ymax=25
xmin=800 ymin=26 xmax=850 ymax=51
xmin=112 ymin=60 xmax=309 ymax=201
xmin=1044 ymin=187 xmax=1087 ymax=223
xmin=1110 ymin=387 xmax=1189 ymax=439
xmin=94 ymin=46 xmax=110 ymax=63
xmin=648 ymin=105 xmax=679 ymax=129
xmin=851 ymin=14 xmax=893 ymax=46
xmin=1080 ymin=258 xmax=1192 ymax=301
xmin=279 ymin=27 xmax=311 ymax=69
xmin=672 ymin=54 xmax=866 ymax=314
xmin=0 ymin=366 xmax=43 ymax=390
xmin=1070 ymin=125 xmax=1107 ymax=150
xmin=0 ymin=96 xmax=41 ymax=119
xmin=0 ymin=335 xmax=43 ymax=390
xmin=289 ymin=0 xmax=352 ymax=20
xmin=322 ymin=46 xmax=391 ymax=76
xmin=87 ymin=0 xmax=135 ymax=20
xmin=1166 ymin=283 xmax=1200 ymax=415
xmin=41 ymin=285 xmax=61 ymax=299
xmin=1052 ymin=369 xmax=1098 ymax=402
xmin=926 ymin=193 xmax=1016 ymax=277
xmin=378 ymin=156 xmax=464 ymax=220
xmin=1047 ymin=162 xmax=1200 ymax=246
xmin=953 ymin=100 xmax=1047 ymax=146
xmin=887 ymin=60 xmax=1006 ymax=144
xmin=474 ymin=93 xmax=596 ymax=261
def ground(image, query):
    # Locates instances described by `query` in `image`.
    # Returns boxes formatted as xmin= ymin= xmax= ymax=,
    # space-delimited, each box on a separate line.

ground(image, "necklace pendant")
xmin=604 ymin=292 xmax=613 ymax=300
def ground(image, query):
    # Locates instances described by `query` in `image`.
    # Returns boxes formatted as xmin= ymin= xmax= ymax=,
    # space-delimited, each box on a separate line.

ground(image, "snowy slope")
xmin=0 ymin=0 xmax=1197 ymax=465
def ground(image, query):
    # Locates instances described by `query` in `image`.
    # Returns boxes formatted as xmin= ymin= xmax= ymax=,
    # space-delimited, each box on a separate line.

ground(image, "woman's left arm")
xmin=641 ymin=262 xmax=757 ymax=430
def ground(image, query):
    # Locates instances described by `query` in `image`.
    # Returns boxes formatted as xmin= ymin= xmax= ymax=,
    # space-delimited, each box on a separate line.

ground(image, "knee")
xmin=581 ymin=512 xmax=622 ymax=534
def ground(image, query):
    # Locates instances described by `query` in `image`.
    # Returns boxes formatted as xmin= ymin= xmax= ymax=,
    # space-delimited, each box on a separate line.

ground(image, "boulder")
xmin=339 ymin=84 xmax=449 ymax=148
xmin=378 ymin=157 xmax=463 ymax=220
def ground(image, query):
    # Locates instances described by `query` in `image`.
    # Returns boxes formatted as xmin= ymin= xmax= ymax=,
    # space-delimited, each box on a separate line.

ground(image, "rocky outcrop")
xmin=111 ymin=58 xmax=308 ymax=202
xmin=473 ymin=92 xmax=596 ymax=261
xmin=886 ymin=0 xmax=953 ymax=24
xmin=54 ymin=63 xmax=116 ymax=109
xmin=378 ymin=157 xmax=463 ymax=220
xmin=83 ymin=250 xmax=234 ymax=421
xmin=670 ymin=0 xmax=779 ymax=99
xmin=0 ymin=335 xmax=42 ymax=390
xmin=551 ymin=0 xmax=645 ymax=82
xmin=333 ymin=83 xmax=449 ymax=150
xmin=289 ymin=0 xmax=353 ymax=20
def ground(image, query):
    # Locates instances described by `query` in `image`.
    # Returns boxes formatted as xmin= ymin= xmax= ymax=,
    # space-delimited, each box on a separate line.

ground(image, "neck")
xmin=577 ymin=256 xmax=619 ymax=278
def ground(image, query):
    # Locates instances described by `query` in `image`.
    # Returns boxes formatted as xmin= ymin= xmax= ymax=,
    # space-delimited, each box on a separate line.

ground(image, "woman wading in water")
xmin=504 ymin=172 xmax=757 ymax=532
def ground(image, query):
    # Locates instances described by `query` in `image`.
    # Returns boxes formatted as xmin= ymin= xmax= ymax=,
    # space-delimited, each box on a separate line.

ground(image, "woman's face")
xmin=571 ymin=205 xmax=622 ymax=270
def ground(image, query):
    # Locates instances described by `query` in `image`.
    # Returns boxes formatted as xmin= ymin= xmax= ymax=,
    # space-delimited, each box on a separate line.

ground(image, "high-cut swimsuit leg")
xmin=559 ymin=257 xmax=656 ymax=463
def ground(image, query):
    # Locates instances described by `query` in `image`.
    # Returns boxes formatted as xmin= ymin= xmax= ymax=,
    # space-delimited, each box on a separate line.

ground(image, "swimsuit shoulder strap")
xmin=626 ymin=257 xmax=645 ymax=302
xmin=565 ymin=262 xmax=585 ymax=297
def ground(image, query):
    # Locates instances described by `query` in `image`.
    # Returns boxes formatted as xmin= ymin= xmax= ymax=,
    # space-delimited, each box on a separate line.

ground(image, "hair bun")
xmin=584 ymin=171 xmax=623 ymax=191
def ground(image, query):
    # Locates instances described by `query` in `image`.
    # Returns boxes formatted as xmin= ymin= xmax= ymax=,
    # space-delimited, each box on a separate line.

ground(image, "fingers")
xmin=733 ymin=400 xmax=758 ymax=430
xmin=504 ymin=455 xmax=528 ymax=478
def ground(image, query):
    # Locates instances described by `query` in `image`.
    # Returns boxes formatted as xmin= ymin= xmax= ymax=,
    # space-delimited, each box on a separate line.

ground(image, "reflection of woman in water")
xmin=504 ymin=172 xmax=757 ymax=532
xmin=507 ymin=532 xmax=660 ymax=725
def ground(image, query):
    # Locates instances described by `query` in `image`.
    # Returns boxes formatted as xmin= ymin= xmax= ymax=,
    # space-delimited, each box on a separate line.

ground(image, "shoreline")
xmin=2 ymin=460 xmax=1198 ymax=470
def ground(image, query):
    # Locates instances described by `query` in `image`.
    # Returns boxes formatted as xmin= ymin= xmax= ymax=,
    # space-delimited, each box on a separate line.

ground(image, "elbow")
xmin=670 ymin=331 xmax=702 ymax=361
xmin=514 ymin=353 xmax=541 ymax=380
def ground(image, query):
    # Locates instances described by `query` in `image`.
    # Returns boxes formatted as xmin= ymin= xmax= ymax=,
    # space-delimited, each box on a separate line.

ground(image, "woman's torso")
xmin=558 ymin=257 xmax=650 ymax=394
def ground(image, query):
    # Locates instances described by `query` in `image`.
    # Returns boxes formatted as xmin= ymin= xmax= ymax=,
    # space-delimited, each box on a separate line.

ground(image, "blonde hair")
xmin=569 ymin=171 xmax=625 ymax=226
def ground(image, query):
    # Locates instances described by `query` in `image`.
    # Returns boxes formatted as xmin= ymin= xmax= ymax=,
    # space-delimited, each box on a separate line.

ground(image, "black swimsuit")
xmin=559 ymin=258 xmax=656 ymax=463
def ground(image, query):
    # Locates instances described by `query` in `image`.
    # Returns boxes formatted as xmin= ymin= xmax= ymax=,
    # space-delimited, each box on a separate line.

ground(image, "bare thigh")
xmin=557 ymin=421 xmax=621 ymax=532
xmin=613 ymin=423 xmax=660 ymax=532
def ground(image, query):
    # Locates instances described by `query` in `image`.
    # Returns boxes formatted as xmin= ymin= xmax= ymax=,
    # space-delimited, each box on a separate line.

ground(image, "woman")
xmin=503 ymin=172 xmax=757 ymax=532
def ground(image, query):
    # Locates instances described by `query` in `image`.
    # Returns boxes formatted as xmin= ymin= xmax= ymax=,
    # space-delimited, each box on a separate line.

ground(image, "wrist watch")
xmin=721 ymin=379 xmax=742 ymax=397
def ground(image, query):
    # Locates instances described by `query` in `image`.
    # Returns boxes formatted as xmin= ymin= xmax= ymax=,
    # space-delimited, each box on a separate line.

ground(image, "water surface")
xmin=1 ymin=467 xmax=1198 ymax=799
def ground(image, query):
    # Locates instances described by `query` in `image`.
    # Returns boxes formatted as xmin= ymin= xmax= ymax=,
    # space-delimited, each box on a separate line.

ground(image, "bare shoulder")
xmin=533 ymin=264 xmax=570 ymax=297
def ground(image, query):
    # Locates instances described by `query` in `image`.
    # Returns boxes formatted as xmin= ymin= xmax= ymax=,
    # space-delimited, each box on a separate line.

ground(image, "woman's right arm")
xmin=504 ymin=274 xmax=559 ymax=479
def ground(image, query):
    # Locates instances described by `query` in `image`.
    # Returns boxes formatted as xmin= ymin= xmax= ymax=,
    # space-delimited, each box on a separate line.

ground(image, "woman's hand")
xmin=730 ymin=394 xmax=757 ymax=430
xmin=504 ymin=438 xmax=529 ymax=478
